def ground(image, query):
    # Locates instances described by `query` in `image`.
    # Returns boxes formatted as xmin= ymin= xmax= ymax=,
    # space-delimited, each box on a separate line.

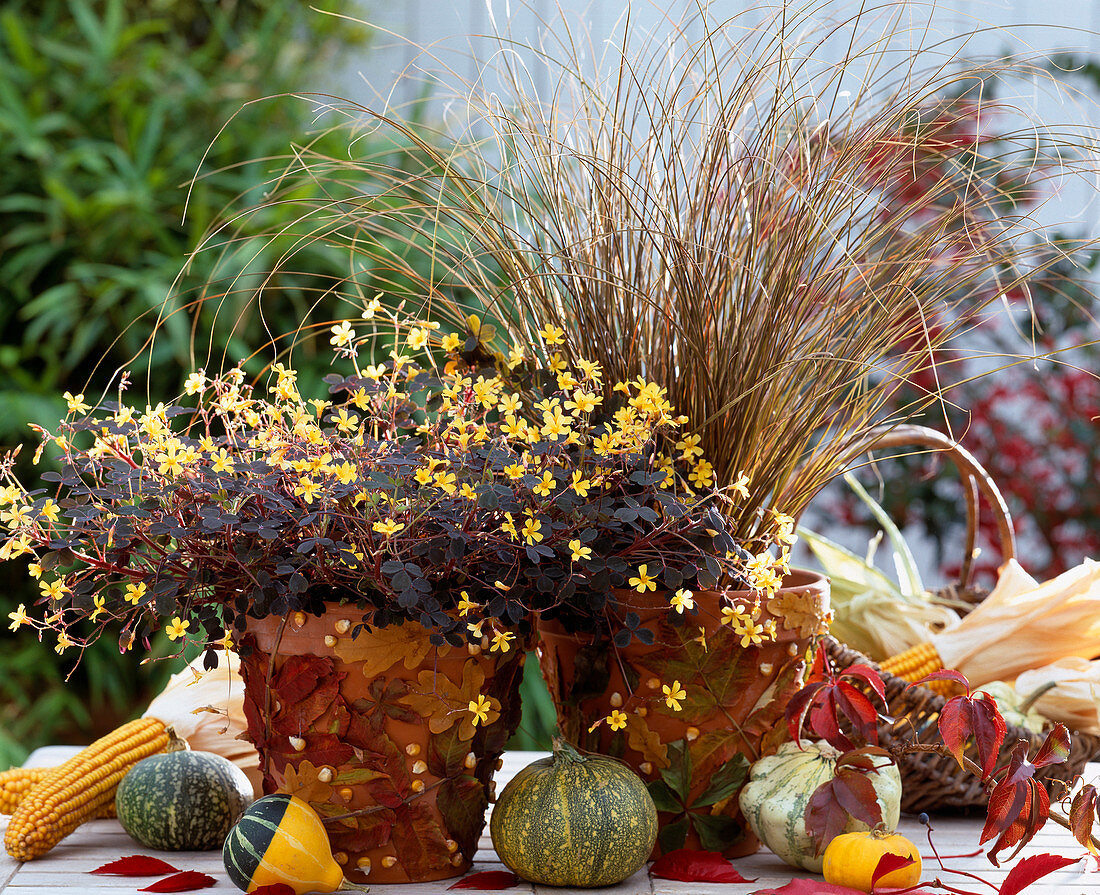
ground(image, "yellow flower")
xmin=737 ymin=620 xmax=766 ymax=648
xmin=165 ymin=617 xmax=190 ymax=641
xmin=7 ymin=603 xmax=29 ymax=631
xmin=607 ymin=709 xmax=628 ymax=731
xmin=539 ymin=323 xmax=565 ymax=345
xmin=294 ymin=477 xmax=322 ymax=504
xmin=506 ymin=343 xmax=525 ymax=368
xmin=468 ymin=694 xmax=492 ymax=726
xmin=125 ymin=582 xmax=147 ymax=605
xmin=414 ymin=466 xmax=434 ymax=486
xmin=467 ymin=619 xmax=485 ymax=638
xmin=458 ymin=592 xmax=478 ymax=617
xmin=27 ymin=562 xmax=42 ymax=579
xmin=732 ymin=471 xmax=751 ymax=499
xmin=533 ymin=471 xmax=556 ymax=497
xmin=497 ymin=393 xmax=522 ymax=414
xmin=332 ymin=408 xmax=360 ymax=434
xmin=501 ymin=513 xmax=518 ymax=541
xmin=556 ymin=370 xmax=578 ymax=391
xmin=90 ymin=594 xmax=107 ymax=622
xmin=63 ymin=391 xmax=90 ymax=415
xmin=576 ymin=358 xmax=602 ymax=380
xmin=521 ymin=516 xmax=544 ymax=545
xmin=184 ymin=371 xmax=207 ymax=395
xmin=38 ymin=499 xmax=60 ymax=524
xmin=540 ymin=407 xmax=571 ymax=441
xmin=547 ymin=352 xmax=567 ymax=374
xmin=362 ymin=295 xmax=383 ymax=318
xmin=568 ymin=539 xmax=592 ymax=562
xmin=570 ymin=471 xmax=592 ymax=498
xmin=504 ymin=462 xmax=525 ymax=481
xmin=491 ymin=630 xmax=515 ymax=653
xmin=332 ymin=461 xmax=358 ymax=486
xmin=662 ymin=680 xmax=687 ymax=711
xmin=565 ymin=390 xmax=601 ymax=415
xmin=441 ymin=332 xmax=462 ymax=353
xmin=676 ymin=434 xmax=704 ymax=461
xmin=55 ymin=631 xmax=74 ymax=655
xmin=434 ymin=471 xmax=458 ymax=495
xmin=211 ymin=448 xmax=235 ymax=474
xmin=670 ymin=588 xmax=695 ymax=614
xmin=40 ymin=579 xmax=69 ymax=601
xmin=689 ymin=459 xmax=715 ymax=488
xmin=372 ymin=518 xmax=405 ymax=538
xmin=216 ymin=631 xmax=235 ymax=651
xmin=329 ymin=320 xmax=356 ymax=347
xmin=406 ymin=327 xmax=429 ymax=351
xmin=459 ymin=483 xmax=478 ymax=501
xmin=628 ymin=564 xmax=657 ymax=593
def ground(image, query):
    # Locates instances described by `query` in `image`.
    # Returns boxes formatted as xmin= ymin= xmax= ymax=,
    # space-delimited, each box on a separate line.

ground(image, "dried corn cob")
xmin=4 ymin=718 xmax=170 ymax=861
xmin=0 ymin=768 xmax=49 ymax=814
xmin=0 ymin=768 xmax=115 ymax=818
xmin=879 ymin=642 xmax=957 ymax=696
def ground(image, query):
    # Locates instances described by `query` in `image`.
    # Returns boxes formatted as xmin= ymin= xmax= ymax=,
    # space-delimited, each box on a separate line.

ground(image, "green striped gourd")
xmin=223 ymin=793 xmax=344 ymax=894
xmin=489 ymin=740 xmax=657 ymax=888
xmin=115 ymin=750 xmax=253 ymax=851
xmin=737 ymin=740 xmax=902 ymax=872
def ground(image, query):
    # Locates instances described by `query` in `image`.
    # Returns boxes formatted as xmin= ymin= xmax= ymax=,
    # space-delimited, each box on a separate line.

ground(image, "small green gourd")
xmin=737 ymin=740 xmax=901 ymax=872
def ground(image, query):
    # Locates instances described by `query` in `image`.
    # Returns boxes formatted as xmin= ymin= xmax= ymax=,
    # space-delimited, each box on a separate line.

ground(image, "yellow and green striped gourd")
xmin=222 ymin=793 xmax=344 ymax=894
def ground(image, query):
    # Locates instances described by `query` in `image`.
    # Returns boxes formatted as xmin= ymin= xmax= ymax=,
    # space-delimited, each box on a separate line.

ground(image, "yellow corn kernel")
xmin=879 ymin=642 xmax=942 ymax=681
xmin=4 ymin=718 xmax=170 ymax=861
xmin=0 ymin=769 xmax=49 ymax=815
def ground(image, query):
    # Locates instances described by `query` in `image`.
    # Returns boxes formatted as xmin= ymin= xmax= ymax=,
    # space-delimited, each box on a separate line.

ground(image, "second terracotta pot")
xmin=537 ymin=570 xmax=830 ymax=858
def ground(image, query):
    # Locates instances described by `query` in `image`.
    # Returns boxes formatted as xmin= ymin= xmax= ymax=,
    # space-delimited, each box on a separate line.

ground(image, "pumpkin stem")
xmin=871 ymin=822 xmax=892 ymax=839
xmin=551 ymin=737 xmax=587 ymax=764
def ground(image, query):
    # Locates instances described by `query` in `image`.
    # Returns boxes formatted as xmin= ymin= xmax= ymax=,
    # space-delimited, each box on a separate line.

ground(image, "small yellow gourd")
xmin=822 ymin=827 xmax=922 ymax=892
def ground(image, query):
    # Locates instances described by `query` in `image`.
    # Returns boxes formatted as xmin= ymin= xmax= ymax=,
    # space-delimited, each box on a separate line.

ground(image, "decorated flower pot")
xmin=536 ymin=570 xmax=830 ymax=858
xmin=237 ymin=607 xmax=524 ymax=885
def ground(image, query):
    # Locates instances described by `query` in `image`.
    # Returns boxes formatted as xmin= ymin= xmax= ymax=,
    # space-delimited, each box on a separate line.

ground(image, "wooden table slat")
xmin=2 ymin=752 xmax=1098 ymax=893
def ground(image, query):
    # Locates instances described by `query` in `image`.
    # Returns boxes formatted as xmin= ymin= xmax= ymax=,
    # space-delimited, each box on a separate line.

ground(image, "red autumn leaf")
xmin=138 ymin=871 xmax=217 ymax=892
xmin=997 ymin=853 xmax=1080 ymax=895
xmin=1069 ymin=783 xmax=1098 ymax=851
xmin=250 ymin=886 xmax=298 ymax=895
xmin=751 ymin=881 xmax=937 ymax=895
xmin=871 ymin=852 xmax=917 ymax=889
xmin=1030 ymin=723 xmax=1070 ymax=769
xmin=785 ymin=647 xmax=887 ymax=751
xmin=938 ymin=691 xmax=1006 ymax=779
xmin=649 ymin=848 xmax=755 ymax=882
xmin=447 ymin=870 xmax=521 ymax=889
xmin=912 ymin=668 xmax=970 ymax=690
xmin=982 ymin=745 xmax=1052 ymax=867
xmin=805 ymin=763 xmax=882 ymax=854
xmin=90 ymin=855 xmax=180 ymax=876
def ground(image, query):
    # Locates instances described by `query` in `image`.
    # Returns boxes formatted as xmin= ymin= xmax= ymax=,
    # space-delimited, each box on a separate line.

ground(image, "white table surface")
xmin=2 ymin=749 xmax=1098 ymax=894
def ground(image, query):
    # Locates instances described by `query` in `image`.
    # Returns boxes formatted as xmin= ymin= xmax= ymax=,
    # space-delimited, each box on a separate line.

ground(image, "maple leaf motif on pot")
xmin=400 ymin=660 xmax=498 ymax=740
xmin=279 ymin=759 xmax=336 ymax=804
xmin=333 ymin=620 xmax=435 ymax=677
xmin=350 ymin=677 xmax=419 ymax=732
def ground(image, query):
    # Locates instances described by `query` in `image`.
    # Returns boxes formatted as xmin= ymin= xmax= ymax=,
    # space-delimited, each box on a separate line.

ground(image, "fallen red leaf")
xmin=998 ymin=853 xmax=1081 ymax=895
xmin=448 ymin=870 xmax=520 ymax=889
xmin=249 ymin=886 xmax=298 ymax=895
xmin=138 ymin=871 xmax=217 ymax=892
xmin=751 ymin=881 xmax=938 ymax=895
xmin=871 ymin=852 xmax=916 ymax=889
xmin=90 ymin=855 xmax=180 ymax=876
xmin=649 ymin=849 xmax=755 ymax=883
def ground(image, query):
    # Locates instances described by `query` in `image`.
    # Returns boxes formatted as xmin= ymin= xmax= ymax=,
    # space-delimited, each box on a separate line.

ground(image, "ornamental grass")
xmin=170 ymin=2 xmax=1099 ymax=544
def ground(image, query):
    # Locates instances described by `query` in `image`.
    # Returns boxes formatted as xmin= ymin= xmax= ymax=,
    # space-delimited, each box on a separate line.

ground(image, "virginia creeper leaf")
xmin=447 ymin=870 xmax=520 ymax=889
xmin=90 ymin=856 xmax=180 ymax=876
xmin=138 ymin=871 xmax=217 ymax=892
xmin=648 ymin=848 xmax=754 ymax=882
xmin=997 ymin=853 xmax=1080 ymax=895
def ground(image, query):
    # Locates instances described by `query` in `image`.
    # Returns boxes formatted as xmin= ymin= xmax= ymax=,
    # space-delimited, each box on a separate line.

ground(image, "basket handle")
xmin=834 ymin=424 xmax=1016 ymax=593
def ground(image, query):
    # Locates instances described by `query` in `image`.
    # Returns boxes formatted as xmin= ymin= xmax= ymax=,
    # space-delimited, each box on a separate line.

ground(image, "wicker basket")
xmin=821 ymin=425 xmax=1100 ymax=814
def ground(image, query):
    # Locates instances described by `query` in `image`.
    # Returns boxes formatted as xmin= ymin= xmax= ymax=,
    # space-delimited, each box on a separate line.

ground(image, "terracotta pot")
xmin=237 ymin=607 xmax=524 ymax=885
xmin=537 ymin=569 xmax=830 ymax=859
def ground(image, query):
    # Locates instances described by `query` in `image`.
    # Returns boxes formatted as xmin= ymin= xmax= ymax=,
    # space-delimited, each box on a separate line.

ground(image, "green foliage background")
xmin=0 ymin=0 xmax=356 ymax=763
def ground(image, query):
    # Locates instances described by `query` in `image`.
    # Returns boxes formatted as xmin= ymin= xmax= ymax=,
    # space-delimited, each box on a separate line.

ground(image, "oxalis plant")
xmin=787 ymin=649 xmax=1100 ymax=894
xmin=0 ymin=307 xmax=783 ymax=668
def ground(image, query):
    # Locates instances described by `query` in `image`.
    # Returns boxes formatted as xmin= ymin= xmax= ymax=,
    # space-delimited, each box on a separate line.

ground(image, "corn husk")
xmin=801 ymin=474 xmax=961 ymax=661
xmin=1015 ymin=658 xmax=1100 ymax=735
xmin=142 ymin=652 xmax=261 ymax=797
xmin=932 ymin=558 xmax=1100 ymax=688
